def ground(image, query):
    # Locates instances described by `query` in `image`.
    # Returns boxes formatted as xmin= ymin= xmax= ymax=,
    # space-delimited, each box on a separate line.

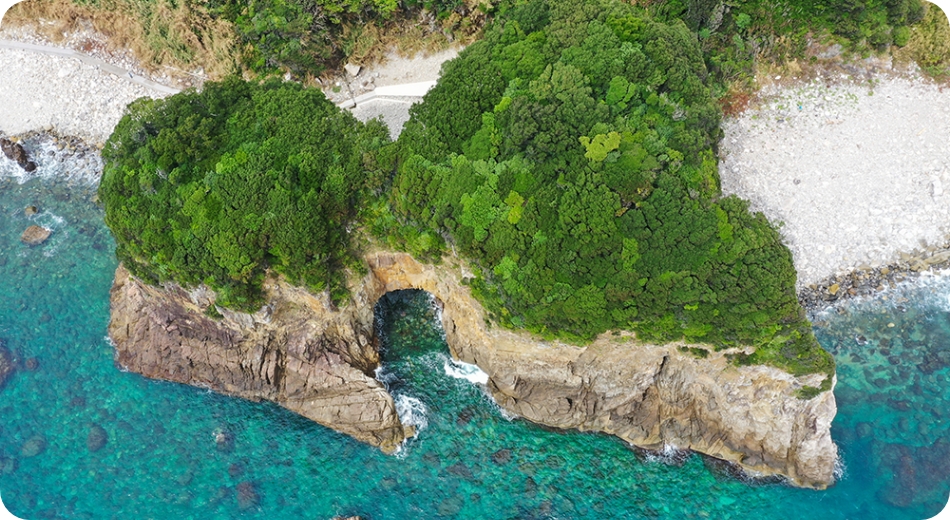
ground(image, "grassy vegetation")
xmin=4 ymin=0 xmax=238 ymax=78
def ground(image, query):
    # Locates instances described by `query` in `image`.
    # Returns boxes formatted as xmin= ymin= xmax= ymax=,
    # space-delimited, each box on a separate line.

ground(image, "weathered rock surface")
xmin=20 ymin=225 xmax=51 ymax=245
xmin=1 ymin=137 xmax=36 ymax=171
xmin=108 ymin=265 xmax=409 ymax=453
xmin=108 ymin=250 xmax=838 ymax=488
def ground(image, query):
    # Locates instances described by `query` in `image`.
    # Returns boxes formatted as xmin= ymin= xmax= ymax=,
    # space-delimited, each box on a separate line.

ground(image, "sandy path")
xmin=720 ymin=74 xmax=950 ymax=289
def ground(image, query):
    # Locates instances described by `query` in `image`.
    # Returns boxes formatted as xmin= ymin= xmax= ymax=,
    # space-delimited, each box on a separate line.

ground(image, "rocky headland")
xmin=108 ymin=251 xmax=838 ymax=489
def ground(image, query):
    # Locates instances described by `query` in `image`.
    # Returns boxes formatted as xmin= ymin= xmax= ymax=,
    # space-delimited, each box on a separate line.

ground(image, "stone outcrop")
xmin=1 ymin=137 xmax=37 ymax=172
xmin=108 ymin=250 xmax=838 ymax=488
xmin=21 ymin=225 xmax=51 ymax=245
xmin=109 ymin=265 xmax=410 ymax=453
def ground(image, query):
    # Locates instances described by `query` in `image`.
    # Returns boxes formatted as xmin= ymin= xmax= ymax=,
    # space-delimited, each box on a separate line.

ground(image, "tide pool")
xmin=0 ymin=146 xmax=948 ymax=519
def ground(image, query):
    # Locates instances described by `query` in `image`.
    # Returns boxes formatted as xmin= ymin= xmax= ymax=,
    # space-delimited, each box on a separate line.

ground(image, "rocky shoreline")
xmin=799 ymin=237 xmax=950 ymax=310
xmin=107 ymin=251 xmax=839 ymax=489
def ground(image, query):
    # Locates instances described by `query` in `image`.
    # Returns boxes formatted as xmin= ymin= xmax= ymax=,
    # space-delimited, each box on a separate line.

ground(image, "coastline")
xmin=719 ymin=69 xmax=950 ymax=294
xmin=2 ymin=22 xmax=950 ymax=303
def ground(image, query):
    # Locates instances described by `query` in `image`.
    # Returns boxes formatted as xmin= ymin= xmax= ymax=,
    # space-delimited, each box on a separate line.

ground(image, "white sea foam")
xmin=394 ymin=394 xmax=428 ymax=433
xmin=833 ymin=448 xmax=846 ymax=482
xmin=640 ymin=443 xmax=689 ymax=466
xmin=0 ymin=136 xmax=102 ymax=185
xmin=443 ymin=356 xmax=489 ymax=385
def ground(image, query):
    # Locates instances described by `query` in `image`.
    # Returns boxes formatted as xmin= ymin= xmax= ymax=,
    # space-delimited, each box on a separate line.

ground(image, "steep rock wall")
xmin=108 ymin=250 xmax=838 ymax=488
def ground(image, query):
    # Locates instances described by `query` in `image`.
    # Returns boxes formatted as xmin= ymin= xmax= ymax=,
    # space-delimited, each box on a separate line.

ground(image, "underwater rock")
xmin=87 ymin=424 xmax=108 ymax=452
xmin=20 ymin=435 xmax=47 ymax=458
xmin=24 ymin=357 xmax=39 ymax=371
xmin=0 ymin=344 xmax=14 ymax=389
xmin=0 ymin=456 xmax=17 ymax=475
xmin=445 ymin=461 xmax=474 ymax=480
xmin=235 ymin=481 xmax=260 ymax=510
xmin=437 ymin=495 xmax=463 ymax=517
xmin=491 ymin=448 xmax=512 ymax=465
xmin=213 ymin=429 xmax=234 ymax=453
xmin=228 ymin=462 xmax=244 ymax=479
xmin=21 ymin=225 xmax=51 ymax=245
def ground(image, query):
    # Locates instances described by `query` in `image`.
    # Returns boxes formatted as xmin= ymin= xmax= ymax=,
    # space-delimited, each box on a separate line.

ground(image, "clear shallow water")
xmin=0 ymin=149 xmax=948 ymax=519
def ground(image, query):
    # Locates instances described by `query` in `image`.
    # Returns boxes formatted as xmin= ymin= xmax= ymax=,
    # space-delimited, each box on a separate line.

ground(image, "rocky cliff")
xmin=108 ymin=250 xmax=838 ymax=489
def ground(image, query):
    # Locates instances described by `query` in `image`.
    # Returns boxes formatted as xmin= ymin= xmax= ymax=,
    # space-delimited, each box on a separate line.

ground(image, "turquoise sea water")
xmin=0 ymin=140 xmax=948 ymax=519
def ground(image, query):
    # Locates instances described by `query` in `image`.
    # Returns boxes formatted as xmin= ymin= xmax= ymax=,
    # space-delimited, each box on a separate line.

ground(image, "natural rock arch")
xmin=109 ymin=250 xmax=838 ymax=488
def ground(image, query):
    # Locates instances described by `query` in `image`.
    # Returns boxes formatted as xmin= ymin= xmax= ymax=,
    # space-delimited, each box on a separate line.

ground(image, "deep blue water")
xmin=0 ymin=138 xmax=948 ymax=519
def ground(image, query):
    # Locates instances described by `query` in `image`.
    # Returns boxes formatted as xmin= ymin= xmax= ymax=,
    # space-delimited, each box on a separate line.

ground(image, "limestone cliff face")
xmin=108 ymin=250 xmax=838 ymax=489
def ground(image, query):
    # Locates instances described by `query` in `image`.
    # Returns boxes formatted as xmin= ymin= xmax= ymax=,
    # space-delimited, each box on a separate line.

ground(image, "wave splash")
xmin=442 ymin=356 xmax=488 ymax=385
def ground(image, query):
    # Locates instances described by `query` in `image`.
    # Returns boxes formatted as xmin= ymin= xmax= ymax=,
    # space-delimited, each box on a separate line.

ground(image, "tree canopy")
xmin=100 ymin=77 xmax=391 ymax=309
xmin=100 ymin=0 xmax=835 ymax=389
xmin=392 ymin=0 xmax=833 ymax=385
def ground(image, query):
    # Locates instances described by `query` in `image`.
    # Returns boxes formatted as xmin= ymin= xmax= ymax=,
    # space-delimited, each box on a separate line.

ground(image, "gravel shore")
xmin=720 ymin=72 xmax=950 ymax=291
xmin=0 ymin=46 xmax=170 ymax=144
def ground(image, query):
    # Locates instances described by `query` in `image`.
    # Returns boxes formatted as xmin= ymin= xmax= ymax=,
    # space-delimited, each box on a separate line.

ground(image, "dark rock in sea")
xmin=24 ymin=357 xmax=39 ymax=371
xmin=87 ymin=424 xmax=108 ymax=452
xmin=69 ymin=396 xmax=87 ymax=408
xmin=0 ymin=344 xmax=14 ymax=389
xmin=24 ymin=206 xmax=37 ymax=216
xmin=524 ymin=476 xmax=538 ymax=498
xmin=236 ymin=481 xmax=260 ymax=510
xmin=38 ymin=312 xmax=51 ymax=324
xmin=228 ymin=462 xmax=244 ymax=479
xmin=21 ymin=225 xmax=51 ymax=246
xmin=446 ymin=461 xmax=474 ymax=480
xmin=437 ymin=495 xmax=464 ymax=517
xmin=456 ymin=407 xmax=475 ymax=426
xmin=855 ymin=334 xmax=868 ymax=346
xmin=380 ymin=476 xmax=397 ymax=491
xmin=214 ymin=429 xmax=235 ymax=452
xmin=0 ymin=138 xmax=34 ymax=171
xmin=0 ymin=456 xmax=17 ymax=475
xmin=20 ymin=435 xmax=47 ymax=458
xmin=491 ymin=448 xmax=512 ymax=465
xmin=422 ymin=452 xmax=440 ymax=466
xmin=855 ymin=422 xmax=873 ymax=439
xmin=177 ymin=469 xmax=195 ymax=486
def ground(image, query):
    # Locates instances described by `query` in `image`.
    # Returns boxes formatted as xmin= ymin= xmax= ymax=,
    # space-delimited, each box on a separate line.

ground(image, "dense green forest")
xmin=99 ymin=0 xmax=840 ymax=391
xmin=387 ymin=0 xmax=833 ymax=388
xmin=99 ymin=78 xmax=391 ymax=308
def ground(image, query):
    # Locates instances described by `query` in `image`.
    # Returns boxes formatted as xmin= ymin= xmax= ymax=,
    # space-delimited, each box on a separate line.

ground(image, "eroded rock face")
xmin=108 ymin=250 xmax=838 ymax=488
xmin=108 ymin=265 xmax=409 ymax=453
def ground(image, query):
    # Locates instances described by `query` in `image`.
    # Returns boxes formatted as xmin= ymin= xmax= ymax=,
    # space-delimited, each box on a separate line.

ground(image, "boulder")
xmin=20 ymin=435 xmax=46 ymax=458
xmin=24 ymin=206 xmax=38 ymax=216
xmin=0 ymin=138 xmax=36 ymax=172
xmin=21 ymin=225 xmax=51 ymax=246
xmin=235 ymin=481 xmax=260 ymax=510
xmin=87 ymin=424 xmax=108 ymax=452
